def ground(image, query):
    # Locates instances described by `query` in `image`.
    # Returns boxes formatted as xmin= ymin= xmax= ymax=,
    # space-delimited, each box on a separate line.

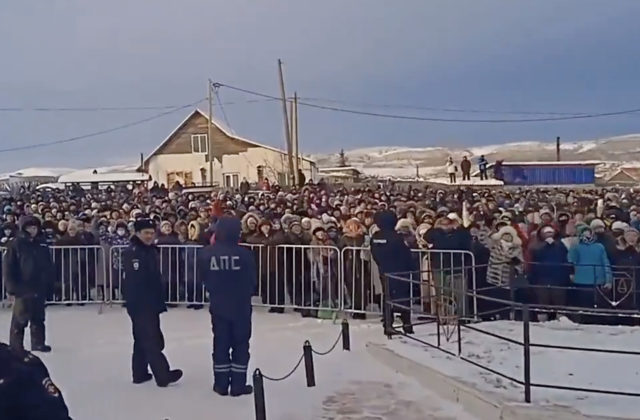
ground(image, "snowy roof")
xmin=318 ymin=166 xmax=361 ymax=172
xmin=58 ymin=169 xmax=150 ymax=184
xmin=498 ymin=160 xmax=602 ymax=166
xmin=0 ymin=167 xmax=74 ymax=180
xmin=143 ymin=109 xmax=315 ymax=166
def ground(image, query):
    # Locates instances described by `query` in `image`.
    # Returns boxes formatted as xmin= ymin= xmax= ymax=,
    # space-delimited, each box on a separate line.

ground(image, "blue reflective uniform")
xmin=197 ymin=217 xmax=256 ymax=394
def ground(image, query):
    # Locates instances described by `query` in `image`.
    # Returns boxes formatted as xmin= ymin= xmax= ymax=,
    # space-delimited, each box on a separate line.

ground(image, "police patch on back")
xmin=210 ymin=255 xmax=241 ymax=271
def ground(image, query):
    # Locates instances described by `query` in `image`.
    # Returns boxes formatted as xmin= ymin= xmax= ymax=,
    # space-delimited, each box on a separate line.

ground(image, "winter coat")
xmin=528 ymin=240 xmax=571 ymax=287
xmin=487 ymin=232 xmax=524 ymax=288
xmin=568 ymin=242 xmax=612 ymax=286
xmin=122 ymin=236 xmax=167 ymax=316
xmin=460 ymin=159 xmax=471 ymax=174
xmin=612 ymin=244 xmax=640 ymax=309
xmin=198 ymin=217 xmax=256 ymax=319
xmin=3 ymin=232 xmax=53 ymax=298
xmin=425 ymin=226 xmax=472 ymax=272
xmin=478 ymin=157 xmax=488 ymax=171
xmin=370 ymin=211 xmax=415 ymax=300
xmin=446 ymin=161 xmax=457 ymax=174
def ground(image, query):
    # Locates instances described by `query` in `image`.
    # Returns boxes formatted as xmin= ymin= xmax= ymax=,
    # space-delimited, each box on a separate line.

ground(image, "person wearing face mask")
xmin=528 ymin=225 xmax=571 ymax=321
xmin=568 ymin=224 xmax=612 ymax=322
xmin=487 ymin=226 xmax=524 ymax=289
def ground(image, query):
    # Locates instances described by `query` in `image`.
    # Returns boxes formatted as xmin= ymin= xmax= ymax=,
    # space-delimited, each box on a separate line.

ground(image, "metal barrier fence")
xmin=0 ymin=245 xmax=479 ymax=320
xmin=1 ymin=246 xmax=107 ymax=306
xmin=385 ymin=270 xmax=640 ymax=403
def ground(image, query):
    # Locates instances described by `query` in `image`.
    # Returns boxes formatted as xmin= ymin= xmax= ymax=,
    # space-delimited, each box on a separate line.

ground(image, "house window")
xmin=167 ymin=171 xmax=193 ymax=187
xmin=223 ymin=173 xmax=239 ymax=188
xmin=191 ymin=134 xmax=208 ymax=154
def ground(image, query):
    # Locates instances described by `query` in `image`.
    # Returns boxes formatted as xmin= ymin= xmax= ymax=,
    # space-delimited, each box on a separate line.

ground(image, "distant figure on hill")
xmin=460 ymin=156 xmax=471 ymax=181
xmin=445 ymin=157 xmax=457 ymax=184
xmin=478 ymin=155 xmax=489 ymax=180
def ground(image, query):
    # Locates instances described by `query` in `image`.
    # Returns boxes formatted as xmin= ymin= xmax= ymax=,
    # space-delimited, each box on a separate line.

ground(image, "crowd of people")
xmin=2 ymin=179 xmax=640 ymax=324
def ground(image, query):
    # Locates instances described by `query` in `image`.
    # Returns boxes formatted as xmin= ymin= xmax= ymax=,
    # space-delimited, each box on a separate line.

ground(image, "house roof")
xmin=318 ymin=166 xmax=361 ymax=173
xmin=609 ymin=167 xmax=640 ymax=182
xmin=143 ymin=109 xmax=314 ymax=166
xmin=59 ymin=170 xmax=150 ymax=184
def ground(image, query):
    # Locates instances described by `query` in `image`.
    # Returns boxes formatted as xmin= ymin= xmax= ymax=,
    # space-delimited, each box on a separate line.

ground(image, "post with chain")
xmin=253 ymin=369 xmax=267 ymax=420
xmin=523 ymin=305 xmax=532 ymax=403
xmin=341 ymin=319 xmax=351 ymax=351
xmin=303 ymin=341 xmax=316 ymax=387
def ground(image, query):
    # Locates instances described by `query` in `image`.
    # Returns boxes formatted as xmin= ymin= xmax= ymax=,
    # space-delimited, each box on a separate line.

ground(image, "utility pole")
xmin=416 ymin=164 xmax=419 ymax=179
xmin=293 ymin=91 xmax=300 ymax=187
xmin=207 ymin=79 xmax=214 ymax=186
xmin=278 ymin=59 xmax=294 ymax=186
xmin=139 ymin=153 xmax=144 ymax=171
xmin=556 ymin=136 xmax=561 ymax=162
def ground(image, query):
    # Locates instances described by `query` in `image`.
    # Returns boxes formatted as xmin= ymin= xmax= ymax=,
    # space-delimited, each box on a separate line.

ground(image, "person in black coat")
xmin=0 ymin=342 xmax=72 ymax=420
xmin=370 ymin=210 xmax=415 ymax=335
xmin=122 ymin=219 xmax=182 ymax=387
xmin=528 ymin=225 xmax=571 ymax=321
xmin=3 ymin=216 xmax=54 ymax=352
xmin=197 ymin=217 xmax=256 ymax=396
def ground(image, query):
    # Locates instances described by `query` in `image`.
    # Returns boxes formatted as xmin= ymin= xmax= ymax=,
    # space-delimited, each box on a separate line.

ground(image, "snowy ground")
xmin=388 ymin=317 xmax=640 ymax=418
xmin=0 ymin=306 xmax=477 ymax=420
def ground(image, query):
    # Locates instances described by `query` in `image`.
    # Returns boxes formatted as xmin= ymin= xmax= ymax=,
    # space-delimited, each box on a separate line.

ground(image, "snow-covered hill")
xmin=311 ymin=134 xmax=640 ymax=178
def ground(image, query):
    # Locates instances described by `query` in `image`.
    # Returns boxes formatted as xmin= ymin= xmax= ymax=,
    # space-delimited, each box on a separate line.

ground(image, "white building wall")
xmin=148 ymin=148 xmax=315 ymax=187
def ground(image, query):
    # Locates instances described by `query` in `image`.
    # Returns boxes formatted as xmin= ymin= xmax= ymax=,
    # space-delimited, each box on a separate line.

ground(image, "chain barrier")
xmin=311 ymin=329 xmax=343 ymax=356
xmin=253 ymin=319 xmax=351 ymax=420
xmin=260 ymin=353 xmax=305 ymax=382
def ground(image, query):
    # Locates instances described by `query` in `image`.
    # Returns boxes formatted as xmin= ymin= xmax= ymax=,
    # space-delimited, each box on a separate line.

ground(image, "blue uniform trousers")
xmin=211 ymin=313 xmax=251 ymax=391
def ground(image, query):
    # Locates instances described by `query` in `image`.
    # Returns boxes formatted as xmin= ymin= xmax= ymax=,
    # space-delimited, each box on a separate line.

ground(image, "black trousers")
xmin=211 ymin=313 xmax=252 ymax=391
xmin=462 ymin=172 xmax=471 ymax=181
xmin=449 ymin=173 xmax=456 ymax=183
xmin=129 ymin=312 xmax=171 ymax=385
xmin=10 ymin=296 xmax=46 ymax=351
xmin=479 ymin=169 xmax=488 ymax=180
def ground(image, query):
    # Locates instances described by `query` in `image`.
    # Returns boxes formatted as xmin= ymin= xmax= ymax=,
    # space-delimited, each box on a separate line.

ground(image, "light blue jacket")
xmin=568 ymin=242 xmax=612 ymax=286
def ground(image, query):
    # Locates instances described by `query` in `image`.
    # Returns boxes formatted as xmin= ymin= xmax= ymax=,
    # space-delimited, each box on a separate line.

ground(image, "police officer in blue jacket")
xmin=0 ymin=342 xmax=72 ymax=420
xmin=370 ymin=210 xmax=416 ymax=335
xmin=197 ymin=216 xmax=256 ymax=396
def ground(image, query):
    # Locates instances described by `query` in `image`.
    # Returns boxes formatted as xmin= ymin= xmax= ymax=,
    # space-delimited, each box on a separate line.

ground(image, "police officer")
xmin=197 ymin=216 xmax=256 ymax=396
xmin=370 ymin=210 xmax=415 ymax=335
xmin=122 ymin=218 xmax=182 ymax=387
xmin=3 ymin=216 xmax=54 ymax=353
xmin=0 ymin=342 xmax=72 ymax=419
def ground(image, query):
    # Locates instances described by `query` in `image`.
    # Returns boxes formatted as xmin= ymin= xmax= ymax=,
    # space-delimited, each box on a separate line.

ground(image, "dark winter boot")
xmin=133 ymin=373 xmax=153 ymax=384
xmin=230 ymin=371 xmax=252 ymax=396
xmin=353 ymin=313 xmax=367 ymax=320
xmin=31 ymin=344 xmax=52 ymax=353
xmin=230 ymin=384 xmax=253 ymax=397
xmin=268 ymin=307 xmax=284 ymax=314
xmin=213 ymin=372 xmax=230 ymax=396
xmin=157 ymin=369 xmax=183 ymax=387
xmin=402 ymin=324 xmax=415 ymax=335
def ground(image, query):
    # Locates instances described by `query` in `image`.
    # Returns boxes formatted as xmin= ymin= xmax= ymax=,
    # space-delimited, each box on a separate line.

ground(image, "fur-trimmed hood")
xmin=491 ymin=225 xmax=522 ymax=246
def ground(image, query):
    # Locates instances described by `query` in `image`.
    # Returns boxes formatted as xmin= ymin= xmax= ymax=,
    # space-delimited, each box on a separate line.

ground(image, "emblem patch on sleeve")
xmin=132 ymin=259 xmax=140 ymax=271
xmin=42 ymin=377 xmax=61 ymax=397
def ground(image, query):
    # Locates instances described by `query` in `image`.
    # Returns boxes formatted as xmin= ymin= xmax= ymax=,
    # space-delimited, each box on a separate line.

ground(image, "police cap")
xmin=133 ymin=218 xmax=156 ymax=232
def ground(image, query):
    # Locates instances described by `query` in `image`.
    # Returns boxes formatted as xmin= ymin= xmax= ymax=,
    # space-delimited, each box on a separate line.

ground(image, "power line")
xmin=297 ymin=97 xmax=591 ymax=117
xmin=0 ymin=98 xmax=205 ymax=153
xmin=0 ymin=98 xmax=276 ymax=113
xmin=218 ymin=83 xmax=640 ymax=123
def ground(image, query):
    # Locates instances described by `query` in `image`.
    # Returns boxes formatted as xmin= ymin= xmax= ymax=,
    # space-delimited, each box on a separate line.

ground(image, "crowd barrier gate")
xmin=1 ymin=245 xmax=107 ymax=306
xmin=1 ymin=244 xmax=475 ymax=318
